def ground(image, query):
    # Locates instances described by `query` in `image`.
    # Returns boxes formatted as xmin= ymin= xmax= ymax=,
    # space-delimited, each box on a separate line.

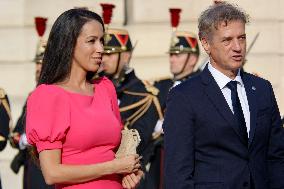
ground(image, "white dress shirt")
xmin=208 ymin=63 xmax=250 ymax=136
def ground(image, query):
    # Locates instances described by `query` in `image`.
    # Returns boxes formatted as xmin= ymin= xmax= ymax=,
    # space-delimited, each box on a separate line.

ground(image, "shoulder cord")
xmin=120 ymin=90 xmax=164 ymax=130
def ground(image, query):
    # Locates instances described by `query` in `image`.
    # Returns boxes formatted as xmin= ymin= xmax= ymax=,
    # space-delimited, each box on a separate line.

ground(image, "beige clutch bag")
xmin=115 ymin=128 xmax=141 ymax=158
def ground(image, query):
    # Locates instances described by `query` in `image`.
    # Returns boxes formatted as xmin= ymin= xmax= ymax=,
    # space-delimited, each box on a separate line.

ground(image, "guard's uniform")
xmin=100 ymin=7 xmax=163 ymax=187
xmin=0 ymin=88 xmax=10 ymax=151
xmin=9 ymin=16 xmax=54 ymax=189
xmin=11 ymin=102 xmax=54 ymax=189
xmin=154 ymin=70 xmax=200 ymax=111
xmin=102 ymin=27 xmax=162 ymax=163
xmin=145 ymin=9 xmax=201 ymax=189
xmin=0 ymin=88 xmax=11 ymax=189
xmin=117 ymin=70 xmax=162 ymax=157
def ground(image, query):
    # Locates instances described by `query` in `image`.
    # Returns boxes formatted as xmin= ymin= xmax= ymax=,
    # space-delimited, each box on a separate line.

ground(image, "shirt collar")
xmin=207 ymin=61 xmax=243 ymax=89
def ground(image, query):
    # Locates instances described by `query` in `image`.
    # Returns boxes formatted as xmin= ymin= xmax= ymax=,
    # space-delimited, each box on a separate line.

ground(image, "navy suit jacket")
xmin=163 ymin=66 xmax=284 ymax=189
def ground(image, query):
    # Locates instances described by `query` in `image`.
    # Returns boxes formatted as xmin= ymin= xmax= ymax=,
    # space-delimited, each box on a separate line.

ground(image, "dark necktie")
xmin=226 ymin=81 xmax=248 ymax=145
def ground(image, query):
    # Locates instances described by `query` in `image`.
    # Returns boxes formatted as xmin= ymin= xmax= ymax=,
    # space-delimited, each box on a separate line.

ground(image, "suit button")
xmin=243 ymin=181 xmax=249 ymax=187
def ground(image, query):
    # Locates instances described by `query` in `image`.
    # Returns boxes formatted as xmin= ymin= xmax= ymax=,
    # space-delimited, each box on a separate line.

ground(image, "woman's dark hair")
xmin=38 ymin=8 xmax=105 ymax=85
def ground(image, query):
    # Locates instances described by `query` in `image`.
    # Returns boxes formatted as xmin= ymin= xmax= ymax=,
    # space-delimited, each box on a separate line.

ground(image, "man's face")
xmin=101 ymin=53 xmax=120 ymax=75
xmin=169 ymin=53 xmax=189 ymax=75
xmin=204 ymin=20 xmax=246 ymax=74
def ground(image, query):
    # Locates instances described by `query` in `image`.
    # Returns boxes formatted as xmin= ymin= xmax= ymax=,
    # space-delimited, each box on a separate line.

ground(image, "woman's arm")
xmin=39 ymin=149 xmax=140 ymax=185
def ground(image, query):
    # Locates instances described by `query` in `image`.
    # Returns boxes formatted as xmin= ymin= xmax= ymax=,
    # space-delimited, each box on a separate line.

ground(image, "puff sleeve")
xmin=26 ymin=84 xmax=70 ymax=153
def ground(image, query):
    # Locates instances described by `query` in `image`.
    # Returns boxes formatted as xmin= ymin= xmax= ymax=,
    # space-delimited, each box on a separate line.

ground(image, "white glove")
xmin=19 ymin=133 xmax=31 ymax=150
xmin=154 ymin=119 xmax=164 ymax=133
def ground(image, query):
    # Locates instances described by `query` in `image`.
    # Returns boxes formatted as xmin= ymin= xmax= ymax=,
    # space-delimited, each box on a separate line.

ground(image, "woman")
xmin=26 ymin=9 xmax=142 ymax=189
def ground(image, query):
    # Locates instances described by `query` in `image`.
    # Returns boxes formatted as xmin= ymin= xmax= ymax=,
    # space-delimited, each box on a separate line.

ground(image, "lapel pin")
xmin=252 ymin=86 xmax=256 ymax=91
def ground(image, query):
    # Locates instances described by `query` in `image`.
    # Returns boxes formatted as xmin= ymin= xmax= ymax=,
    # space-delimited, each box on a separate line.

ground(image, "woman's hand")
xmin=112 ymin=154 xmax=141 ymax=174
xmin=122 ymin=170 xmax=144 ymax=189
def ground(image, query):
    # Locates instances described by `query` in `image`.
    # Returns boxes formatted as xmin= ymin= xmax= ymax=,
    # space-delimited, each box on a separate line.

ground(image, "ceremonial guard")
xmin=9 ymin=17 xmax=54 ymax=189
xmin=145 ymin=8 xmax=201 ymax=189
xmin=0 ymin=88 xmax=11 ymax=151
xmin=154 ymin=8 xmax=200 ymax=111
xmin=0 ymin=87 xmax=11 ymax=189
xmin=100 ymin=4 xmax=163 ymax=188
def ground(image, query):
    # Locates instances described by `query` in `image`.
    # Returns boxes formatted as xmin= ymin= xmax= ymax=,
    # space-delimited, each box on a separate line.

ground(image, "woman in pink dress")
xmin=26 ymin=8 xmax=142 ymax=189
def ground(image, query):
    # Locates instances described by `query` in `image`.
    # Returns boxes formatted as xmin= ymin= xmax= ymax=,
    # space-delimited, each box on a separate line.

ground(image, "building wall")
xmin=0 ymin=0 xmax=283 ymax=188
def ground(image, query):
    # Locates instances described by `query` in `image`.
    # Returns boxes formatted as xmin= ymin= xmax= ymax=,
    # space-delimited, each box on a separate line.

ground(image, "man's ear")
xmin=188 ymin=53 xmax=199 ymax=67
xmin=200 ymin=37 xmax=210 ymax=55
xmin=121 ymin=51 xmax=132 ymax=63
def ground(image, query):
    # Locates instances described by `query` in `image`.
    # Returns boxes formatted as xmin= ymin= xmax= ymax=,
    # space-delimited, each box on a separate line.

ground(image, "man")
xmin=10 ymin=40 xmax=53 ymax=189
xmin=101 ymin=28 xmax=163 ymax=188
xmin=154 ymin=19 xmax=200 ymax=112
xmin=101 ymin=28 xmax=162 ymax=158
xmin=0 ymin=87 xmax=11 ymax=189
xmin=147 ymin=10 xmax=201 ymax=189
xmin=154 ymin=31 xmax=200 ymax=112
xmin=10 ymin=17 xmax=54 ymax=189
xmin=164 ymin=2 xmax=284 ymax=189
xmin=99 ymin=4 xmax=160 ymax=188
xmin=0 ymin=89 xmax=10 ymax=151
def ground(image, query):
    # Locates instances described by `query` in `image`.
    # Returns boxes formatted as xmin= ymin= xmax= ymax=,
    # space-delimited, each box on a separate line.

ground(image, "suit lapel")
xmin=241 ymin=72 xmax=257 ymax=147
xmin=201 ymin=66 xmax=248 ymax=145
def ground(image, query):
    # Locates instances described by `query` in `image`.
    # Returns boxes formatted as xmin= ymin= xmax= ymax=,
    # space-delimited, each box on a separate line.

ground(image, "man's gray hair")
xmin=198 ymin=2 xmax=249 ymax=41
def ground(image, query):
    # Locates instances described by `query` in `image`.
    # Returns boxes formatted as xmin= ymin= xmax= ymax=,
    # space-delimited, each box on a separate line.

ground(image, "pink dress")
xmin=26 ymin=77 xmax=123 ymax=189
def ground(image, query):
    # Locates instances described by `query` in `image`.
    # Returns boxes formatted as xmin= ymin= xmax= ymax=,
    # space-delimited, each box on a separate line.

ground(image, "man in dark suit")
xmin=163 ymin=2 xmax=284 ymax=189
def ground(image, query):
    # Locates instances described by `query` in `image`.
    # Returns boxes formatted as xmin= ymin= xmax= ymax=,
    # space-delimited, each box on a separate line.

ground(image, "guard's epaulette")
xmin=142 ymin=80 xmax=159 ymax=96
xmin=0 ymin=87 xmax=12 ymax=126
xmin=151 ymin=76 xmax=172 ymax=83
xmin=0 ymin=88 xmax=6 ymax=99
